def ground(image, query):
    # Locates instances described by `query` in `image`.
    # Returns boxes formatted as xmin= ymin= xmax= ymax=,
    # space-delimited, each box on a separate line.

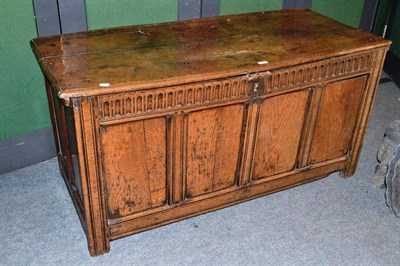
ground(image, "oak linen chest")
xmin=31 ymin=9 xmax=391 ymax=256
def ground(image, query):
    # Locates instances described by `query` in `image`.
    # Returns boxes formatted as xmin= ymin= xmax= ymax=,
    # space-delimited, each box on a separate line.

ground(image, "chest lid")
xmin=31 ymin=9 xmax=390 ymax=100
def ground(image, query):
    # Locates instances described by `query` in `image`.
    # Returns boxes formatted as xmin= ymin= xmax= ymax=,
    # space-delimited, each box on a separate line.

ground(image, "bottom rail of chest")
xmin=58 ymin=153 xmax=346 ymax=252
xmin=107 ymin=160 xmax=345 ymax=240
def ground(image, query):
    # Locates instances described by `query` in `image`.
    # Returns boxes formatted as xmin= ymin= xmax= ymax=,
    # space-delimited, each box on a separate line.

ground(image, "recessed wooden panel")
xmin=310 ymin=76 xmax=366 ymax=164
xmin=252 ymin=90 xmax=309 ymax=179
xmin=101 ymin=118 xmax=167 ymax=219
xmin=185 ymin=104 xmax=244 ymax=198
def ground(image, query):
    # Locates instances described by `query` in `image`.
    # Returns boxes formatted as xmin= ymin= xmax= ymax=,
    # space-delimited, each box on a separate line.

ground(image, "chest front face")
xmin=87 ymin=48 xmax=376 ymax=224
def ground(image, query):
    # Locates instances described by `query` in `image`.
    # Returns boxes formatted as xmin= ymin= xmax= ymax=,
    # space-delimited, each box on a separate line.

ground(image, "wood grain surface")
xmin=186 ymin=105 xmax=244 ymax=198
xmin=310 ymin=76 xmax=366 ymax=163
xmin=31 ymin=9 xmax=390 ymax=99
xmin=101 ymin=118 xmax=167 ymax=218
xmin=253 ymin=90 xmax=309 ymax=179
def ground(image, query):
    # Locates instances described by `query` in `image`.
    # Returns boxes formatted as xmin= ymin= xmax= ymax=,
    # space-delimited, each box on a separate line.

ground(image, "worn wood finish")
xmin=31 ymin=9 xmax=389 ymax=101
xmin=341 ymin=48 xmax=388 ymax=177
xmin=72 ymin=98 xmax=110 ymax=256
xmin=186 ymin=105 xmax=243 ymax=198
xmin=101 ymin=118 xmax=167 ymax=218
xmin=253 ymin=90 xmax=309 ymax=179
xmin=296 ymin=86 xmax=323 ymax=168
xmin=310 ymin=76 xmax=366 ymax=164
xmin=31 ymin=9 xmax=390 ymax=256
